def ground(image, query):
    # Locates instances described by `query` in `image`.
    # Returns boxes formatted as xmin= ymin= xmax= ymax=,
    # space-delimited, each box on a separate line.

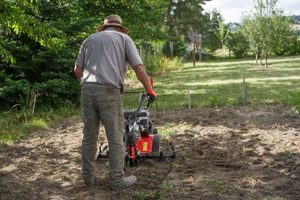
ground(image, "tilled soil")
xmin=1 ymin=105 xmax=300 ymax=200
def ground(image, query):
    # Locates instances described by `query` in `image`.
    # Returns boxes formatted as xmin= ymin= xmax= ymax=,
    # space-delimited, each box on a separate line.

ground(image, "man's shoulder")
xmin=82 ymin=31 xmax=135 ymax=46
xmin=105 ymin=30 xmax=133 ymax=41
xmin=81 ymin=33 xmax=98 ymax=46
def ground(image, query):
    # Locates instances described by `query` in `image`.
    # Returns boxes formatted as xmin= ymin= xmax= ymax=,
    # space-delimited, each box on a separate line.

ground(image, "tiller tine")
xmin=98 ymin=142 xmax=109 ymax=158
xmin=169 ymin=142 xmax=176 ymax=159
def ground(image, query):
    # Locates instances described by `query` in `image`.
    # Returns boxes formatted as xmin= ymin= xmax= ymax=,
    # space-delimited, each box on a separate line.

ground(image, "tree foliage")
xmin=241 ymin=0 xmax=296 ymax=67
xmin=270 ymin=14 xmax=296 ymax=56
xmin=0 ymin=0 xmax=169 ymax=109
xmin=226 ymin=30 xmax=250 ymax=58
xmin=202 ymin=10 xmax=223 ymax=53
xmin=166 ymin=0 xmax=211 ymax=39
xmin=241 ymin=15 xmax=264 ymax=62
xmin=3 ymin=0 xmax=298 ymax=111
xmin=217 ymin=18 xmax=230 ymax=48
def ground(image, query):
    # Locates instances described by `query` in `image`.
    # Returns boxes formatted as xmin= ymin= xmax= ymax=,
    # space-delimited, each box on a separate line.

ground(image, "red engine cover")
xmin=136 ymin=135 xmax=154 ymax=154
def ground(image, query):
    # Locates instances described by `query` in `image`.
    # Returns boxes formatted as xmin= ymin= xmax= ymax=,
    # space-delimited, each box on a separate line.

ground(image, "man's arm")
xmin=132 ymin=64 xmax=152 ymax=91
xmin=74 ymin=42 xmax=86 ymax=81
xmin=133 ymin=64 xmax=157 ymax=101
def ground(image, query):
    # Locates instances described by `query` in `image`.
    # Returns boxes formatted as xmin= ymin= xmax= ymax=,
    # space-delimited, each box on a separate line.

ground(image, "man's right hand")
xmin=146 ymin=89 xmax=157 ymax=103
xmin=74 ymin=65 xmax=83 ymax=80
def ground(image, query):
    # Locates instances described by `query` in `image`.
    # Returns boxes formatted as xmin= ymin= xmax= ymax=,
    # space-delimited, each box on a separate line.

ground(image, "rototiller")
xmin=98 ymin=89 xmax=175 ymax=167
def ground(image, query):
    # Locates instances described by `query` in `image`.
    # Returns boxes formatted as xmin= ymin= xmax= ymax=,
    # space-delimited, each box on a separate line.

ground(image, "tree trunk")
xmin=242 ymin=71 xmax=247 ymax=106
xmin=255 ymin=54 xmax=258 ymax=64
xmin=193 ymin=40 xmax=196 ymax=67
xmin=260 ymin=56 xmax=263 ymax=66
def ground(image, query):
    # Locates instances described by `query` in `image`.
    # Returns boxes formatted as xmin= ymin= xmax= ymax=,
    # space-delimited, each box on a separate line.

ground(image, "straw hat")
xmin=97 ymin=14 xmax=129 ymax=34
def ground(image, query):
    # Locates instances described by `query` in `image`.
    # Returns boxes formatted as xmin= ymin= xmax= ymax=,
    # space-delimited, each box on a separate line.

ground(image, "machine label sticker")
xmin=143 ymin=142 xmax=148 ymax=151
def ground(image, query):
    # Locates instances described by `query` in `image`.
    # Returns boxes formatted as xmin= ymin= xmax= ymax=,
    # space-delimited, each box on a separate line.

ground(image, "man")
xmin=74 ymin=14 xmax=157 ymax=190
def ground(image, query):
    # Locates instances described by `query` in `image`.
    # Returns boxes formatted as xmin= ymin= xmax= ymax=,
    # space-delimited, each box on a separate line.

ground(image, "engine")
xmin=124 ymin=108 xmax=159 ymax=157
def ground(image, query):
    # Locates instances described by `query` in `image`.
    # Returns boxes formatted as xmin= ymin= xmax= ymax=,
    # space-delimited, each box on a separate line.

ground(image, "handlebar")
xmin=135 ymin=93 xmax=151 ymax=113
xmin=125 ymin=93 xmax=153 ymax=125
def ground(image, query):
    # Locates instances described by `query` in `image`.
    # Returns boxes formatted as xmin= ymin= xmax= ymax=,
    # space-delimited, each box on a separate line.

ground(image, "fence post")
xmin=188 ymin=89 xmax=191 ymax=111
xmin=242 ymin=71 xmax=247 ymax=106
xmin=32 ymin=93 xmax=37 ymax=115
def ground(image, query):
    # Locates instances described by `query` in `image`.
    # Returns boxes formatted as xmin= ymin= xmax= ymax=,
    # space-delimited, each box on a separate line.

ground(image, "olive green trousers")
xmin=80 ymin=83 xmax=125 ymax=185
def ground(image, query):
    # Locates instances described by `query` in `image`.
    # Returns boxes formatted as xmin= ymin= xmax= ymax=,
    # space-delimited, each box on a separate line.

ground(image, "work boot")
xmin=109 ymin=175 xmax=137 ymax=191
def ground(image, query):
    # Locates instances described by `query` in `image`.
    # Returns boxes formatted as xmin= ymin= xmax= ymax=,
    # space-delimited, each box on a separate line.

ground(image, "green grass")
xmin=2 ymin=56 xmax=300 ymax=144
xmin=158 ymin=123 xmax=177 ymax=137
xmin=0 ymin=105 xmax=79 ymax=144
xmin=124 ymin=56 xmax=300 ymax=111
xmin=206 ymin=176 xmax=232 ymax=194
xmin=133 ymin=190 xmax=161 ymax=200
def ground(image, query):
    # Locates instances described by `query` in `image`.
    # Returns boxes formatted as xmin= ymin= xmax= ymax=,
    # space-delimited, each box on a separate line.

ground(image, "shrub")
xmin=208 ymin=96 xmax=228 ymax=109
xmin=126 ymin=55 xmax=183 ymax=80
xmin=226 ymin=31 xmax=250 ymax=58
xmin=162 ymin=36 xmax=188 ymax=58
xmin=144 ymin=55 xmax=183 ymax=75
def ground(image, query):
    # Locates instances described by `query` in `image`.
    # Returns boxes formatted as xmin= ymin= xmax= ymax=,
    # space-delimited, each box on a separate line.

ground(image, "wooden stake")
xmin=32 ymin=93 xmax=37 ymax=115
xmin=188 ymin=89 xmax=191 ymax=111
xmin=242 ymin=71 xmax=247 ymax=106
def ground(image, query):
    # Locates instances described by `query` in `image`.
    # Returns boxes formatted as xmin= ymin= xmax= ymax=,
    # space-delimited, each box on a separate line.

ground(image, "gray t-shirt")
xmin=75 ymin=29 xmax=143 ymax=89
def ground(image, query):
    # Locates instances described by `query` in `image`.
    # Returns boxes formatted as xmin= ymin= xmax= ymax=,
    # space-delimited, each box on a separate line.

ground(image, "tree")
xmin=166 ymin=0 xmax=210 ymax=38
xmin=270 ymin=14 xmax=295 ymax=56
xmin=226 ymin=30 xmax=250 ymax=58
xmin=0 ymin=0 xmax=66 ymax=63
xmin=0 ymin=0 xmax=169 ymax=109
xmin=0 ymin=0 xmax=71 ymax=108
xmin=241 ymin=15 xmax=264 ymax=64
xmin=217 ymin=19 xmax=230 ymax=49
xmin=202 ymin=10 xmax=222 ymax=54
xmin=241 ymin=0 xmax=295 ymax=68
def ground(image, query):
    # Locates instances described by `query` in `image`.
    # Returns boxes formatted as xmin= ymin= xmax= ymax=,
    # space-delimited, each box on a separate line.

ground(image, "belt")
xmin=82 ymin=82 xmax=121 ymax=95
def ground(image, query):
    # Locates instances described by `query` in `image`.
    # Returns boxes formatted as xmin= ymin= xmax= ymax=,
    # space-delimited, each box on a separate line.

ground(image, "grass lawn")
xmin=124 ymin=56 xmax=300 ymax=110
xmin=1 ymin=56 xmax=300 ymax=144
xmin=0 ymin=105 xmax=79 ymax=144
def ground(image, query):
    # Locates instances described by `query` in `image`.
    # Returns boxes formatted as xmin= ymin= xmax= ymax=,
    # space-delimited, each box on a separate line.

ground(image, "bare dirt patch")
xmin=1 ymin=105 xmax=300 ymax=200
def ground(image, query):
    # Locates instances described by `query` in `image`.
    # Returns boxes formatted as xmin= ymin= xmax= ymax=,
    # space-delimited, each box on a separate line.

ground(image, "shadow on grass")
xmin=124 ymin=79 xmax=298 ymax=111
xmin=124 ymin=57 xmax=300 ymax=111
xmin=156 ymin=63 xmax=300 ymax=91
